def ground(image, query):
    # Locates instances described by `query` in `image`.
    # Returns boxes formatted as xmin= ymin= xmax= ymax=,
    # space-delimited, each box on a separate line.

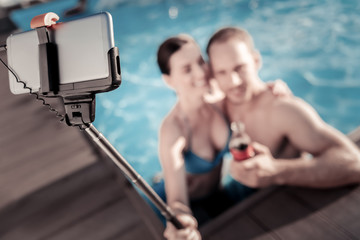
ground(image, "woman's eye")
xmin=183 ymin=66 xmax=191 ymax=73
xmin=198 ymin=58 xmax=205 ymax=66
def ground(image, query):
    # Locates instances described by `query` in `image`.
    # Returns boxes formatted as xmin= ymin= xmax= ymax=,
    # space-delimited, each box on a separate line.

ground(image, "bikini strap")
xmin=210 ymin=103 xmax=233 ymax=147
xmin=183 ymin=115 xmax=193 ymax=151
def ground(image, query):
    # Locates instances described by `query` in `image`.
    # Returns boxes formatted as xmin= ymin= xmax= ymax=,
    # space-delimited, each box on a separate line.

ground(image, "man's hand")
xmin=230 ymin=142 xmax=279 ymax=188
xmin=164 ymin=213 xmax=201 ymax=240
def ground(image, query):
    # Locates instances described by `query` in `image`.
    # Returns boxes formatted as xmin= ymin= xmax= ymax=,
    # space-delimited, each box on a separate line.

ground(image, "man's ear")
xmin=253 ymin=50 xmax=262 ymax=70
xmin=162 ymin=74 xmax=175 ymax=89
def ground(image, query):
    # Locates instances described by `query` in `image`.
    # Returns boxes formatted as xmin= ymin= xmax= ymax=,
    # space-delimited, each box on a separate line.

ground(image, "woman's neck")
xmin=176 ymin=96 xmax=207 ymax=124
xmin=178 ymin=94 xmax=204 ymax=112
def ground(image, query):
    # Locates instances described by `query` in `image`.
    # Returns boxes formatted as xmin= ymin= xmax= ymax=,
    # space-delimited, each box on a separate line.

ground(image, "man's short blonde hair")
xmin=206 ymin=27 xmax=257 ymax=55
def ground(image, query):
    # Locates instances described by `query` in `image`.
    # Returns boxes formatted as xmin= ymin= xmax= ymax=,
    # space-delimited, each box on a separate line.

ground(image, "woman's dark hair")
xmin=157 ymin=34 xmax=194 ymax=75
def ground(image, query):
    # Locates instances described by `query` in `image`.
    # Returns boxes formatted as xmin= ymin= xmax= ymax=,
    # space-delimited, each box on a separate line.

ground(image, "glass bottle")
xmin=229 ymin=121 xmax=255 ymax=161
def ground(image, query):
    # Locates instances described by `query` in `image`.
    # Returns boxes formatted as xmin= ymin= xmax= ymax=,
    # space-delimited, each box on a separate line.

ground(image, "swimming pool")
xmin=10 ymin=0 xmax=360 ymax=183
xmin=94 ymin=0 xmax=360 ymax=183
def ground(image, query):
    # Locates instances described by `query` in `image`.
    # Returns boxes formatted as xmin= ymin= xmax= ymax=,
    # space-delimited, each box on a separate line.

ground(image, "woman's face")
xmin=167 ymin=42 xmax=209 ymax=98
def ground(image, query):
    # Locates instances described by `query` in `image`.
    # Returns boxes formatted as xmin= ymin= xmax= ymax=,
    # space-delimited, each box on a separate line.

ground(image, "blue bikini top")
xmin=183 ymin=106 xmax=231 ymax=174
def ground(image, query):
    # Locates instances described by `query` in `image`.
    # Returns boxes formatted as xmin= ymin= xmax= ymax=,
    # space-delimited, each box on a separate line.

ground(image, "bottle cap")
xmin=230 ymin=121 xmax=245 ymax=133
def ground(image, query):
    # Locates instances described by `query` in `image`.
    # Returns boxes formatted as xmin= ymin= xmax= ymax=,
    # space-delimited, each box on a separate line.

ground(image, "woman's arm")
xmin=159 ymin=118 xmax=189 ymax=210
xmin=159 ymin=118 xmax=201 ymax=239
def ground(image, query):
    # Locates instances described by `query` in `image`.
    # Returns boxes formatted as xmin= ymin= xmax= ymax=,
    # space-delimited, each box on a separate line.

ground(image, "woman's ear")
xmin=253 ymin=50 xmax=262 ymax=70
xmin=162 ymin=74 xmax=175 ymax=90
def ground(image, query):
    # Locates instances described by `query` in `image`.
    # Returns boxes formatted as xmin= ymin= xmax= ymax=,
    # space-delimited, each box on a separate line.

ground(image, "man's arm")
xmin=230 ymin=97 xmax=360 ymax=188
xmin=274 ymin=97 xmax=360 ymax=187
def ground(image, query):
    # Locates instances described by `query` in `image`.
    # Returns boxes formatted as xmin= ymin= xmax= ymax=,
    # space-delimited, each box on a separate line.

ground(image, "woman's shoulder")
xmin=160 ymin=114 xmax=178 ymax=133
xmin=159 ymin=108 xmax=186 ymax=141
xmin=159 ymin=111 xmax=189 ymax=155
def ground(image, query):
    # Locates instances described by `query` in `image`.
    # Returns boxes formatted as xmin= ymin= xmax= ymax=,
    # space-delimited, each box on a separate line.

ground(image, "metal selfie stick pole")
xmin=82 ymin=123 xmax=184 ymax=229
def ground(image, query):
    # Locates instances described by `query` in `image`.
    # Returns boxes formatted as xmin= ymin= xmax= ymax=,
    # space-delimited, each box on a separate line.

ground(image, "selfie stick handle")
xmin=83 ymin=123 xmax=184 ymax=229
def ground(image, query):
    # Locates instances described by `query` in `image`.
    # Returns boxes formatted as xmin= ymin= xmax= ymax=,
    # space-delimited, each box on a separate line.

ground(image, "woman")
xmin=156 ymin=34 xmax=232 ymax=239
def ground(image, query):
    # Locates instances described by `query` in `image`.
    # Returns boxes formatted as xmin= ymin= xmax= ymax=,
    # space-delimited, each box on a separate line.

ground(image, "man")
xmin=207 ymin=27 xmax=360 ymax=188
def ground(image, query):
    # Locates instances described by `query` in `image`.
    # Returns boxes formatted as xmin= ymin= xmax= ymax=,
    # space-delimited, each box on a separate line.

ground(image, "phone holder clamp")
xmin=31 ymin=12 xmax=61 ymax=95
xmin=31 ymin=12 xmax=96 ymax=127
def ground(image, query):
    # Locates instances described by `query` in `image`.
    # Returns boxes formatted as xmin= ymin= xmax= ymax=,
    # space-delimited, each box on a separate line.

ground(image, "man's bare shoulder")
xmin=255 ymin=87 xmax=305 ymax=113
xmin=254 ymin=88 xmax=293 ymax=111
xmin=268 ymin=94 xmax=328 ymax=137
xmin=271 ymin=94 xmax=315 ymax=117
xmin=254 ymin=90 xmax=317 ymax=126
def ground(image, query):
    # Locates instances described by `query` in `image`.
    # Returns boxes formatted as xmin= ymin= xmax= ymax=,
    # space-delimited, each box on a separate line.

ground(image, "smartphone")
xmin=6 ymin=12 xmax=120 ymax=95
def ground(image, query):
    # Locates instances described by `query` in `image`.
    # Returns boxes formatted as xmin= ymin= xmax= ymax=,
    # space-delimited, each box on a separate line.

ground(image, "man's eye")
xmin=235 ymin=65 xmax=243 ymax=72
xmin=216 ymin=71 xmax=226 ymax=77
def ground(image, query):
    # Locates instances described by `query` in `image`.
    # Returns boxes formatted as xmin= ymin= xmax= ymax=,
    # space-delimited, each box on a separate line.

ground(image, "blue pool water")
xmin=11 ymin=0 xmax=360 ymax=184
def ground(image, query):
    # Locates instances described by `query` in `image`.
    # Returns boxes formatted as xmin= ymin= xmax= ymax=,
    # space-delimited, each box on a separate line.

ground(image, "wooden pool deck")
xmin=1 ymin=14 xmax=360 ymax=240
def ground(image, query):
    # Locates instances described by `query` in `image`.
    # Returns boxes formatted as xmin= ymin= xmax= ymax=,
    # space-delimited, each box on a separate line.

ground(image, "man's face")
xmin=209 ymin=39 xmax=260 ymax=104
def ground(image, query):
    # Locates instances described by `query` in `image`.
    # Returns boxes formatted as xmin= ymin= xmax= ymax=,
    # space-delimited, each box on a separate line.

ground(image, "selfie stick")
xmin=28 ymin=13 xmax=184 ymax=229
xmin=82 ymin=123 xmax=184 ymax=229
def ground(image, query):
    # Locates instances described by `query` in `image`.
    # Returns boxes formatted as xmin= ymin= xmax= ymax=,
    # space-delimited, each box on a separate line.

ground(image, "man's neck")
xmin=225 ymin=80 xmax=267 ymax=122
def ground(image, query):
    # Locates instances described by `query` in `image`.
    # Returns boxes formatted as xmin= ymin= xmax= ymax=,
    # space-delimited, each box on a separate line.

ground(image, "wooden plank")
xmin=0 ymin=115 xmax=51 ymax=146
xmin=0 ymin=162 xmax=111 ymax=233
xmin=249 ymin=191 xmax=354 ymax=239
xmin=0 ymin=96 xmax=56 ymax=124
xmin=284 ymin=185 xmax=358 ymax=211
xmin=47 ymin=198 xmax=143 ymax=240
xmin=0 ymin=104 xmax=98 ymax=209
xmin=0 ymin=125 xmax=81 ymax=170
xmin=0 ymin=175 xmax=127 ymax=240
xmin=0 ymin=91 xmax=33 ymax=111
xmin=253 ymin=233 xmax=281 ymax=240
xmin=206 ymin=214 xmax=277 ymax=240
xmin=1 ymin=132 xmax=91 ymax=170
xmin=0 ymin=111 xmax=66 ymax=148
xmin=0 ymin=149 xmax=97 ymax=209
xmin=120 ymin=180 xmax=165 ymax=239
xmin=108 ymin=223 xmax=161 ymax=240
xmin=200 ymin=186 xmax=278 ymax=238
xmin=307 ymin=186 xmax=360 ymax=237
xmin=0 ymin=143 xmax=95 ymax=187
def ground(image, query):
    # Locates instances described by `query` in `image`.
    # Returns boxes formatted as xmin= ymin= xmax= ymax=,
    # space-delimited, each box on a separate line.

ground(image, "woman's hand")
xmin=267 ymin=79 xmax=293 ymax=97
xmin=164 ymin=213 xmax=201 ymax=240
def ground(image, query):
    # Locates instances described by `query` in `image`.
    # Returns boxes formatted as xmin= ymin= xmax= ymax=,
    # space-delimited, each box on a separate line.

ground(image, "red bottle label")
xmin=230 ymin=145 xmax=255 ymax=161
